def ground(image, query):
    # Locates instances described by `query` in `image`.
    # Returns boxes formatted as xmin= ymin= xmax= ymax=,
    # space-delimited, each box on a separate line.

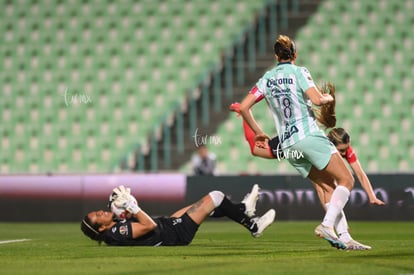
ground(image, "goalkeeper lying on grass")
xmin=81 ymin=185 xmax=275 ymax=246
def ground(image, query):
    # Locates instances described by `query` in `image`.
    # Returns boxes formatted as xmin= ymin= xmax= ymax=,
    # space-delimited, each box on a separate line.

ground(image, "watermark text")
xmin=62 ymin=87 xmax=92 ymax=106
xmin=193 ymin=128 xmax=222 ymax=147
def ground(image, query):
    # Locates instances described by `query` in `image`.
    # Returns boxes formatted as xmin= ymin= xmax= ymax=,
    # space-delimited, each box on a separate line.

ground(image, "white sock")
xmin=209 ymin=190 xmax=225 ymax=207
xmin=335 ymin=211 xmax=352 ymax=242
xmin=322 ymin=186 xmax=350 ymax=228
xmin=325 ymin=203 xmax=352 ymax=242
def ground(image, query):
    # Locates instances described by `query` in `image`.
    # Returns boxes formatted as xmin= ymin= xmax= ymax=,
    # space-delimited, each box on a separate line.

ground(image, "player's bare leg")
xmin=184 ymin=195 xmax=216 ymax=225
xmin=309 ymin=162 xmax=353 ymax=250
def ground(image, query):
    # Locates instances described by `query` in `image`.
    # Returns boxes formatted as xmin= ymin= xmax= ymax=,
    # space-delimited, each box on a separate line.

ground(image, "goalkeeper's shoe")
xmin=251 ymin=209 xmax=276 ymax=238
xmin=345 ymin=239 xmax=372 ymax=250
xmin=314 ymin=224 xmax=347 ymax=250
xmin=229 ymin=102 xmax=241 ymax=116
xmin=242 ymin=184 xmax=260 ymax=217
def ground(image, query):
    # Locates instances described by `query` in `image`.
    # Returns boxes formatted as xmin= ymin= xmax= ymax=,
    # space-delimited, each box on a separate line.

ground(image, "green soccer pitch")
xmin=0 ymin=221 xmax=413 ymax=274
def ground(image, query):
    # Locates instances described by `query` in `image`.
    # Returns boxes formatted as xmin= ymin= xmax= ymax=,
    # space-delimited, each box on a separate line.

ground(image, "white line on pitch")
xmin=0 ymin=239 xmax=31 ymax=245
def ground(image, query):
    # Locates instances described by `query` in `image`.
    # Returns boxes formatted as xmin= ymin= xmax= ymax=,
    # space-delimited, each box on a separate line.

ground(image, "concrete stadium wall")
xmin=0 ymin=174 xmax=412 ymax=222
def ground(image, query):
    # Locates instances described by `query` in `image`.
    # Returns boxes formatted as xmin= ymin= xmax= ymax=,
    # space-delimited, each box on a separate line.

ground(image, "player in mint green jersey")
xmin=239 ymin=34 xmax=354 ymax=250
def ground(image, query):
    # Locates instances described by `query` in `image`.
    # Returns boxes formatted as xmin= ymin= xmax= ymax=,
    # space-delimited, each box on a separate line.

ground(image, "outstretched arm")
xmin=349 ymin=160 xmax=385 ymax=205
xmin=239 ymin=93 xmax=269 ymax=145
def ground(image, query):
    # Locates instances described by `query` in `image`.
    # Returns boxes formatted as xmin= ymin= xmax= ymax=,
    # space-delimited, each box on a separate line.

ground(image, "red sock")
xmin=243 ymin=120 xmax=256 ymax=155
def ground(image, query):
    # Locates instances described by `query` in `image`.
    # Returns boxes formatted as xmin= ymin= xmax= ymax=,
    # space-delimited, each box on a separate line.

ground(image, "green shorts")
xmin=284 ymin=132 xmax=337 ymax=178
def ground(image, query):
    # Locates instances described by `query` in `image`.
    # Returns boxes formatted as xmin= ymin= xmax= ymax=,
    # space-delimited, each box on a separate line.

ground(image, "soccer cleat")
xmin=314 ymin=224 xmax=347 ymax=250
xmin=252 ymin=209 xmax=276 ymax=238
xmin=229 ymin=102 xmax=241 ymax=115
xmin=242 ymin=184 xmax=260 ymax=217
xmin=345 ymin=239 xmax=372 ymax=250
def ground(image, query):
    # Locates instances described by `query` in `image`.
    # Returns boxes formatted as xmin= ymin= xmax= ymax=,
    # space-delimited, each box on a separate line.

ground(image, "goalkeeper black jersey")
xmin=103 ymin=213 xmax=199 ymax=246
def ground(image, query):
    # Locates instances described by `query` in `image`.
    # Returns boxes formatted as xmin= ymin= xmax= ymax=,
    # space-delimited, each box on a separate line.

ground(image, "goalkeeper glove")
xmin=108 ymin=185 xmax=131 ymax=209
xmin=114 ymin=194 xmax=141 ymax=215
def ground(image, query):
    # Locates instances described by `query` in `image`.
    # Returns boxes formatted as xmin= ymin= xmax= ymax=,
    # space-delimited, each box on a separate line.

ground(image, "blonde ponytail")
xmin=313 ymin=81 xmax=336 ymax=129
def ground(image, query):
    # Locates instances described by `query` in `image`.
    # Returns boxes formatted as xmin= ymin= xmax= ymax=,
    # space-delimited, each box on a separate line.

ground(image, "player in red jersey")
xmin=229 ymin=96 xmax=384 ymax=250
xmin=324 ymin=127 xmax=384 ymax=205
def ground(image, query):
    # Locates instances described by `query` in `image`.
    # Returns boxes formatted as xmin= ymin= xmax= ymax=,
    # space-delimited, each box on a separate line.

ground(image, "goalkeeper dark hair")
xmin=274 ymin=34 xmax=296 ymax=60
xmin=80 ymin=215 xmax=104 ymax=244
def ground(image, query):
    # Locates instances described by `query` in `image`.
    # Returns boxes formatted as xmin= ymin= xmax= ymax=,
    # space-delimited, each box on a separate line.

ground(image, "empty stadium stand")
xmin=1 ymin=0 xmax=412 ymax=174
xmin=0 ymin=0 xmax=271 ymax=173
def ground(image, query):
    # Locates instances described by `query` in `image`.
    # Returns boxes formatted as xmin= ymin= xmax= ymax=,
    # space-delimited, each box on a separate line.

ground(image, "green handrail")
xmin=213 ymin=67 xmax=222 ymax=112
xmin=201 ymin=81 xmax=209 ymax=126
xmin=247 ymin=25 xmax=256 ymax=72
xmin=175 ymin=106 xmax=184 ymax=154
xmin=236 ymin=37 xmax=245 ymax=85
xmin=150 ymin=130 xmax=157 ymax=171
xmin=224 ymin=50 xmax=233 ymax=99
xmin=163 ymin=123 xmax=171 ymax=169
